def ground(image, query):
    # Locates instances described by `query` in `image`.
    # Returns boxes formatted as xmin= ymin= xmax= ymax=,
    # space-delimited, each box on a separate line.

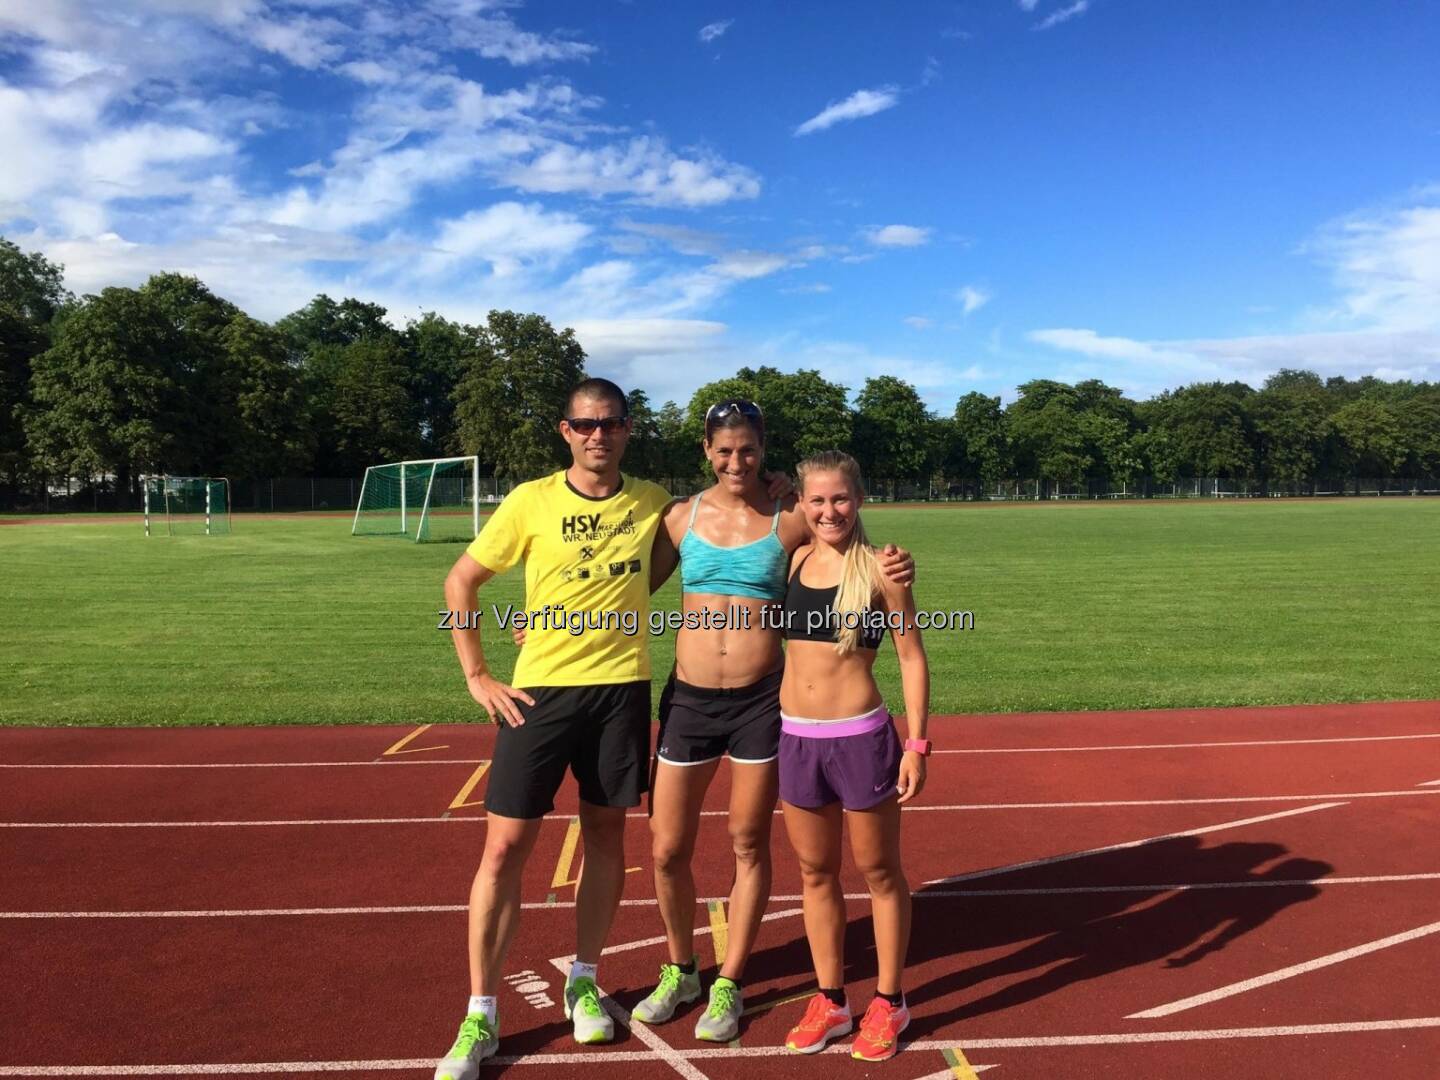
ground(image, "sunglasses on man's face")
xmin=706 ymin=399 xmax=764 ymax=424
xmin=565 ymin=415 xmax=628 ymax=435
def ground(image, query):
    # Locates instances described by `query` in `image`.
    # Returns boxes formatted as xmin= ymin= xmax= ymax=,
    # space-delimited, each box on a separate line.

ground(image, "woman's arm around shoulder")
xmin=648 ymin=497 xmax=694 ymax=594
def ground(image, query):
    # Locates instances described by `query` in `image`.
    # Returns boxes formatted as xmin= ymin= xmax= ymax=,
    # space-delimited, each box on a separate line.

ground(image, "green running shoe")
xmin=433 ymin=1012 xmax=497 ymax=1080
xmin=694 ymin=977 xmax=742 ymax=1042
xmin=631 ymin=961 xmax=702 ymax=1023
xmin=564 ymin=974 xmax=614 ymax=1044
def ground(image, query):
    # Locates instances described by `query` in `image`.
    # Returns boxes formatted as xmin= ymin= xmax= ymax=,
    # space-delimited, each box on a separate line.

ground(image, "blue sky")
xmin=3 ymin=1 xmax=1439 ymax=409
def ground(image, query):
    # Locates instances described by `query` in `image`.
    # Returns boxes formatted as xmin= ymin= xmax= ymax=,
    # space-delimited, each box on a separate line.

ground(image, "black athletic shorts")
xmin=655 ymin=668 xmax=782 ymax=767
xmin=483 ymin=681 xmax=651 ymax=819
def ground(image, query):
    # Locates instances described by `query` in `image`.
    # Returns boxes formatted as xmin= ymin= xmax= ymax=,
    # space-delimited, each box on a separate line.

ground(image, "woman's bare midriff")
xmin=673 ymin=591 xmax=784 ymax=688
xmin=778 ymin=639 xmax=884 ymax=719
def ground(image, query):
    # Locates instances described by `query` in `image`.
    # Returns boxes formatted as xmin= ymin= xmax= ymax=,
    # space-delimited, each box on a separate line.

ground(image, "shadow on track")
xmin=739 ymin=836 xmax=1331 ymax=1037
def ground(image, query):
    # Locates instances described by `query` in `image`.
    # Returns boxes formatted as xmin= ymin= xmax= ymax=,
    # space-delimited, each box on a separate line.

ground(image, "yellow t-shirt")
xmin=466 ymin=471 xmax=672 ymax=688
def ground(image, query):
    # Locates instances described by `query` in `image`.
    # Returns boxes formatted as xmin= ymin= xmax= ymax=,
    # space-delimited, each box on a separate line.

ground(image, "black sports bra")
xmin=782 ymin=552 xmax=886 ymax=651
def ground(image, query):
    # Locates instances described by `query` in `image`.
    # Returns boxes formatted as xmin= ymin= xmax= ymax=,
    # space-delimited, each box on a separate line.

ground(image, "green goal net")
xmin=352 ymin=457 xmax=480 ymax=542
xmin=144 ymin=476 xmax=232 ymax=536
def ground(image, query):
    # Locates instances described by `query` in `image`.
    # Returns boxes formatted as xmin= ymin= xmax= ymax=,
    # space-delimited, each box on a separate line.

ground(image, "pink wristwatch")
xmin=903 ymin=738 xmax=932 ymax=757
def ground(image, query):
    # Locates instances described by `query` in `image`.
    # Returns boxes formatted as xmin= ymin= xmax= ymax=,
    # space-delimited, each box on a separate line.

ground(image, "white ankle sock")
xmin=569 ymin=960 xmax=598 ymax=984
xmin=468 ymin=995 xmax=497 ymax=1024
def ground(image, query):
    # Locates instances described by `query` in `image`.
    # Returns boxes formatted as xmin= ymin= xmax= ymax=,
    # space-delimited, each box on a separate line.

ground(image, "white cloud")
xmin=1035 ymin=1 xmax=1090 ymax=31
xmin=698 ymin=19 xmax=733 ymax=44
xmin=781 ymin=282 xmax=832 ymax=295
xmin=448 ymin=16 xmax=596 ymax=65
xmin=246 ymin=14 xmax=346 ymax=68
xmin=867 ymin=224 xmax=931 ymax=248
xmin=337 ymin=59 xmax=401 ymax=85
xmin=80 ymin=123 xmax=233 ymax=191
xmin=1018 ymin=0 xmax=1042 ymax=10
xmin=503 ymin=137 xmax=761 ymax=207
xmin=903 ymin=316 xmax=933 ymax=330
xmin=794 ymin=86 xmax=899 ymax=136
xmin=424 ymin=201 xmax=591 ymax=277
xmin=1313 ymin=196 xmax=1440 ymax=333
xmin=1027 ymin=327 xmax=1440 ymax=397
xmin=957 ymin=285 xmax=991 ymax=315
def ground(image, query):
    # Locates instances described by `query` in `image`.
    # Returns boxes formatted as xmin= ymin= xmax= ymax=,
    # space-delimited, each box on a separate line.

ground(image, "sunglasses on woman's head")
xmin=565 ymin=415 xmax=628 ymax=435
xmin=705 ymin=399 xmax=764 ymax=424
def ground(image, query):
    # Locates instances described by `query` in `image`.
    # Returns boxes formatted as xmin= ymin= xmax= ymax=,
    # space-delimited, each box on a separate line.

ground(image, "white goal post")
xmin=143 ymin=476 xmax=232 ymax=536
xmin=351 ymin=456 xmax=481 ymax=542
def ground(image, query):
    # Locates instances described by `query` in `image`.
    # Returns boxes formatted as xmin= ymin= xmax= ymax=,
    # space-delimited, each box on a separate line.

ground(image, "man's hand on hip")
xmin=466 ymin=672 xmax=536 ymax=727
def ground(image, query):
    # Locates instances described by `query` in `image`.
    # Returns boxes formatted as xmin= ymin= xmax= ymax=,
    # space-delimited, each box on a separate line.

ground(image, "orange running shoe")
xmin=784 ymin=992 xmax=852 ymax=1054
xmin=851 ymin=996 xmax=910 ymax=1061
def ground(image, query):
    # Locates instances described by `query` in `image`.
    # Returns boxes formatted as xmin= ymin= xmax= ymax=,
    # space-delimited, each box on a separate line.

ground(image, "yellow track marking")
xmin=708 ymin=900 xmax=729 ymax=967
xmin=446 ymin=761 xmax=492 ymax=809
xmin=551 ymin=817 xmax=582 ymax=890
xmin=382 ymin=724 xmax=448 ymax=756
xmin=943 ymin=1046 xmax=980 ymax=1080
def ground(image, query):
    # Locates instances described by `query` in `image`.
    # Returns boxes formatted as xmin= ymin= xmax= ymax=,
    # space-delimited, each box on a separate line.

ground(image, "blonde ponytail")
xmin=796 ymin=451 xmax=881 ymax=655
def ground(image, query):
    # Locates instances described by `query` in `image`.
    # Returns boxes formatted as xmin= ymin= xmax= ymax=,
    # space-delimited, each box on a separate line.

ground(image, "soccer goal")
xmin=352 ymin=456 xmax=481 ymax=542
xmin=143 ymin=476 xmax=232 ymax=536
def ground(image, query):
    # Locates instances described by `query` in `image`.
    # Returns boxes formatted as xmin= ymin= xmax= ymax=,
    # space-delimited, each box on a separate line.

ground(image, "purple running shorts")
xmin=778 ymin=704 xmax=902 ymax=811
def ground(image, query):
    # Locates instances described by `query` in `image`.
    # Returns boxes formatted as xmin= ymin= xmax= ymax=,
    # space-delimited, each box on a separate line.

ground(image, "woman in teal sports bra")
xmin=631 ymin=400 xmax=914 ymax=1043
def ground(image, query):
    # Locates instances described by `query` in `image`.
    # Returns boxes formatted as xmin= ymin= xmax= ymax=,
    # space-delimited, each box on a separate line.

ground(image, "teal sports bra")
xmin=679 ymin=493 xmax=788 ymax=601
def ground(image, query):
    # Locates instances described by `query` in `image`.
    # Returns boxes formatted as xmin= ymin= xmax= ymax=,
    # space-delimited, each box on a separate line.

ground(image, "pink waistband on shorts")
xmin=780 ymin=704 xmax=890 ymax=739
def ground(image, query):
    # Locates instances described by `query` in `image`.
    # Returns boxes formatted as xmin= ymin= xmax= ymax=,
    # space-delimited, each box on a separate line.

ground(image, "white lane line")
xmin=1421 ymin=779 xmax=1440 ymax=787
xmin=923 ymin=802 xmax=1348 ymax=886
xmin=8 ymin=789 xmax=1440 ymax=829
xmin=10 ymin=875 xmax=1440 ymax=920
xmin=1126 ymin=918 xmax=1440 ymax=1019
xmin=4 ymin=731 xmax=1437 ymax=770
xmin=546 ymin=958 xmax=708 ymax=1080
xmin=0 ymin=759 xmax=489 ymax=769
xmin=3 ymin=1017 xmax=1438 ymax=1073
xmin=0 ymin=818 xmax=481 ymax=828
xmin=903 ymin=790 xmax=1440 ymax=811
xmin=937 ymin=732 xmax=1440 ymax=754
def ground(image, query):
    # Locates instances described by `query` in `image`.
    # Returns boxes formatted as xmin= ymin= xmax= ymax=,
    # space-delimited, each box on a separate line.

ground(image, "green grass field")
xmin=2 ymin=499 xmax=1438 ymax=725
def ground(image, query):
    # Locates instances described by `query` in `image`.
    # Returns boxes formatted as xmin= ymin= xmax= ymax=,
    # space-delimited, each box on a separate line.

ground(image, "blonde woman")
xmin=778 ymin=450 xmax=930 ymax=1062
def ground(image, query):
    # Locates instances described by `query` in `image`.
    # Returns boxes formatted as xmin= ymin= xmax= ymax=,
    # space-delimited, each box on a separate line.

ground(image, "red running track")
xmin=2 ymin=700 xmax=1439 ymax=1079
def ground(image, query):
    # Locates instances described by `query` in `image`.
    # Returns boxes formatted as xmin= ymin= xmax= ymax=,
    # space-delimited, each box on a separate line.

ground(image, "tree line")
xmin=3 ymin=236 xmax=1439 ymax=509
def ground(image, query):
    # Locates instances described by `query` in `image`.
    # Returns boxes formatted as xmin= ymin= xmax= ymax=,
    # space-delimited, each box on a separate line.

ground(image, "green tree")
xmin=1249 ymin=370 xmax=1333 ymax=487
xmin=138 ymin=273 xmax=239 ymax=472
xmin=1145 ymin=382 xmax=1256 ymax=479
xmin=623 ymin=388 xmax=663 ymax=478
xmin=454 ymin=310 xmax=586 ymax=478
xmin=215 ymin=315 xmax=314 ymax=478
xmin=852 ymin=375 xmax=932 ymax=480
xmin=1006 ymin=380 xmax=1089 ymax=488
xmin=276 ymin=294 xmax=393 ymax=357
xmin=1332 ymin=398 xmax=1405 ymax=479
xmin=404 ymin=312 xmax=478 ymax=457
xmin=950 ymin=392 xmax=1010 ymax=489
xmin=331 ymin=337 xmax=422 ymax=472
xmin=27 ymin=287 xmax=183 ymax=504
xmin=0 ymin=237 xmax=70 ymax=324
xmin=655 ymin=399 xmax=693 ymax=480
xmin=1396 ymin=391 xmax=1440 ymax=477
xmin=0 ymin=238 xmax=71 ymax=501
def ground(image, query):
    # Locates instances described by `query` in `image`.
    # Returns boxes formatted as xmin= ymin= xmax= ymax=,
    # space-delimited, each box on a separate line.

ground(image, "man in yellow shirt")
xmin=433 ymin=378 xmax=685 ymax=1077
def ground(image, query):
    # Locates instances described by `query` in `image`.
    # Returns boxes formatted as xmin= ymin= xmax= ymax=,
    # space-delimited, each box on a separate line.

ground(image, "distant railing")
xmin=9 ymin=473 xmax=1438 ymax=513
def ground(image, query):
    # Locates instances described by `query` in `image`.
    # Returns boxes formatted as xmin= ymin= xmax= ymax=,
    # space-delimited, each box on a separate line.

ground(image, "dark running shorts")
xmin=483 ymin=681 xmax=651 ymax=819
xmin=655 ymin=668 xmax=782 ymax=766
xmin=778 ymin=705 xmax=901 ymax=811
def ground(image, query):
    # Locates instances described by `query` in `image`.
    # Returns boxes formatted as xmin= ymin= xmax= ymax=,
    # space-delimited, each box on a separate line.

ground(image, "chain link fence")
xmin=10 ymin=473 xmax=1440 ymax=513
